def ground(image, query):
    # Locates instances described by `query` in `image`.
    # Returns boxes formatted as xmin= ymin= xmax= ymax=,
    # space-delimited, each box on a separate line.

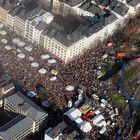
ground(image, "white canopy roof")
xmin=48 ymin=59 xmax=57 ymax=64
xmin=39 ymin=68 xmax=47 ymax=74
xmin=1 ymin=38 xmax=8 ymax=44
xmin=65 ymin=85 xmax=74 ymax=91
xmin=42 ymin=101 xmax=50 ymax=108
xmin=80 ymin=121 xmax=92 ymax=133
xmin=64 ymin=107 xmax=82 ymax=121
xmin=27 ymin=91 xmax=36 ymax=97
xmin=25 ymin=46 xmax=32 ymax=52
xmin=49 ymin=76 xmax=57 ymax=81
xmin=17 ymin=53 xmax=25 ymax=59
xmin=5 ymin=45 xmax=12 ymax=50
xmin=41 ymin=54 xmax=50 ymax=60
xmin=31 ymin=62 xmax=39 ymax=68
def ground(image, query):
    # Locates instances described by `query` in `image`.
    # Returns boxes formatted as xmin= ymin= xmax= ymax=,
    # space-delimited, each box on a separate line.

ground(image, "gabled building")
xmin=1 ymin=91 xmax=48 ymax=140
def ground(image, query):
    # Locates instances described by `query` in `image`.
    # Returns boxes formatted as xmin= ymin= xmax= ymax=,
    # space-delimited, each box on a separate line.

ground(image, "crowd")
xmin=0 ymin=15 xmax=140 ymax=111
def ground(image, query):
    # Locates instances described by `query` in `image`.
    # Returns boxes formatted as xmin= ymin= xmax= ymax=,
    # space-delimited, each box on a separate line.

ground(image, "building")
xmin=13 ymin=2 xmax=38 ymax=37
xmin=0 ymin=75 xmax=14 ymax=107
xmin=44 ymin=121 xmax=79 ymax=140
xmin=25 ymin=9 xmax=53 ymax=44
xmin=0 ymin=0 xmax=19 ymax=24
xmin=0 ymin=91 xmax=48 ymax=140
xmin=0 ymin=0 xmax=140 ymax=63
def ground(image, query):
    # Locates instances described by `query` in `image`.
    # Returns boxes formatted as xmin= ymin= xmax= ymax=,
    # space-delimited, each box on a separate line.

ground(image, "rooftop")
xmin=6 ymin=92 xmax=47 ymax=121
xmin=0 ymin=115 xmax=32 ymax=140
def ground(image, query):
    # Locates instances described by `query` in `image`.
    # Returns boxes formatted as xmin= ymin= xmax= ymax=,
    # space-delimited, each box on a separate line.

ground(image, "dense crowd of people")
xmin=0 ymin=15 xmax=140 ymax=111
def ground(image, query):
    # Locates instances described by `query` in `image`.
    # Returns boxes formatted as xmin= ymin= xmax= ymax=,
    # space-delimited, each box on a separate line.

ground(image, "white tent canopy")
xmin=25 ymin=46 xmax=32 ymax=52
xmin=27 ymin=91 xmax=36 ymax=97
xmin=17 ymin=53 xmax=25 ymax=59
xmin=41 ymin=54 xmax=50 ymax=60
xmin=39 ymin=68 xmax=47 ymax=74
xmin=5 ymin=45 xmax=12 ymax=50
xmin=31 ymin=62 xmax=39 ymax=68
xmin=65 ymin=85 xmax=74 ymax=91
xmin=48 ymin=59 xmax=57 ymax=64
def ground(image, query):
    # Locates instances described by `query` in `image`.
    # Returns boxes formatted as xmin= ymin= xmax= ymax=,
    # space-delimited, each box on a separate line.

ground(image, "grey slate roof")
xmin=0 ymin=115 xmax=32 ymax=140
xmin=6 ymin=92 xmax=47 ymax=121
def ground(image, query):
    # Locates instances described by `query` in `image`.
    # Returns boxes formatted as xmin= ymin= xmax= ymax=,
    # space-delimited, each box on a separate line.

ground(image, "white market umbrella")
xmin=17 ymin=41 xmax=25 ymax=47
xmin=1 ymin=38 xmax=8 ymax=44
xmin=0 ymin=23 xmax=4 ymax=28
xmin=17 ymin=48 xmax=22 ymax=53
xmin=41 ymin=54 xmax=50 ymax=60
xmin=49 ymin=76 xmax=57 ymax=81
xmin=17 ymin=53 xmax=25 ymax=59
xmin=0 ymin=30 xmax=7 ymax=36
xmin=25 ymin=46 xmax=32 ymax=52
xmin=48 ymin=59 xmax=57 ymax=64
xmin=27 ymin=91 xmax=36 ymax=97
xmin=31 ymin=62 xmax=39 ymax=68
xmin=65 ymin=85 xmax=74 ymax=91
xmin=39 ymin=68 xmax=47 ymax=74
xmin=51 ymin=69 xmax=58 ymax=76
xmin=102 ymin=54 xmax=108 ymax=59
xmin=29 ymin=56 xmax=34 ymax=61
xmin=5 ymin=45 xmax=12 ymax=50
xmin=12 ymin=38 xmax=20 ymax=44
xmin=42 ymin=100 xmax=51 ymax=108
